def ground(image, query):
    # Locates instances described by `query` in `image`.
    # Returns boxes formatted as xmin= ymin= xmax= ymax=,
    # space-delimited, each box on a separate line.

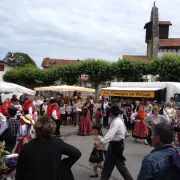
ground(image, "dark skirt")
xmin=89 ymin=148 xmax=104 ymax=163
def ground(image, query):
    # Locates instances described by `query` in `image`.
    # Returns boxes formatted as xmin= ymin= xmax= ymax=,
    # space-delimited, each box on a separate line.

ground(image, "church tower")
xmin=144 ymin=2 xmax=159 ymax=59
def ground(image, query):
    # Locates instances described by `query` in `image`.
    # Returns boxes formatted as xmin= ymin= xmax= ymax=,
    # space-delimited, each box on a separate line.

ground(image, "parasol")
xmin=0 ymin=81 xmax=35 ymax=95
xmin=34 ymin=85 xmax=95 ymax=93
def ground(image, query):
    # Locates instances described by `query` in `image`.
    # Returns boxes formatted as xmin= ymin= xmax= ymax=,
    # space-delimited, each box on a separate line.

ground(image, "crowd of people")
xmin=0 ymin=93 xmax=179 ymax=180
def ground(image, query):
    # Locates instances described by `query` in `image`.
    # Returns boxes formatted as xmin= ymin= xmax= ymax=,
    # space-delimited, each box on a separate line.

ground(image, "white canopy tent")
xmin=0 ymin=81 xmax=35 ymax=95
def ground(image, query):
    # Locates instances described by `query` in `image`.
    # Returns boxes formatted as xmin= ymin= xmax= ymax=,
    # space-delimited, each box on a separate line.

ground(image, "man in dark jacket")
xmin=138 ymin=122 xmax=180 ymax=180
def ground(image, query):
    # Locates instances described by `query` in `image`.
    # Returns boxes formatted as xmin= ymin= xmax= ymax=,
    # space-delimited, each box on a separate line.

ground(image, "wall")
xmin=0 ymin=63 xmax=13 ymax=81
xmin=158 ymin=49 xmax=180 ymax=57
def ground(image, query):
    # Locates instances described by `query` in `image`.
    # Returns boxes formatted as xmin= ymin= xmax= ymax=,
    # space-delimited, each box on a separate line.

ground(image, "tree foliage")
xmin=4 ymin=52 xmax=36 ymax=67
xmin=3 ymin=55 xmax=180 ymax=91
xmin=151 ymin=55 xmax=180 ymax=81
xmin=81 ymin=59 xmax=114 ymax=89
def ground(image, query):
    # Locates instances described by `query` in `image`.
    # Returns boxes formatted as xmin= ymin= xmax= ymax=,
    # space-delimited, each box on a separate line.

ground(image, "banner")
xmin=100 ymin=90 xmax=154 ymax=98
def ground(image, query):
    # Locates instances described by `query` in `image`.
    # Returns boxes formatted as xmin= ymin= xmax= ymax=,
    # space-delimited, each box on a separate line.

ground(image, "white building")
xmin=0 ymin=60 xmax=14 ymax=81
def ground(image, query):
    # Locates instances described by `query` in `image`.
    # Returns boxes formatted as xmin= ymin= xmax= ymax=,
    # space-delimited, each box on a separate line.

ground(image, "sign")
xmin=100 ymin=90 xmax=154 ymax=98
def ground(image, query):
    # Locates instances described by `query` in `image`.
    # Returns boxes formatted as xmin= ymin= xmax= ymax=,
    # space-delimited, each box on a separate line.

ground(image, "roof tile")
xmin=159 ymin=38 xmax=180 ymax=47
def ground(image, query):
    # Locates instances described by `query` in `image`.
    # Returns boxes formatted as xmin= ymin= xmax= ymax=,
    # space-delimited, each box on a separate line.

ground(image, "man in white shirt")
xmin=95 ymin=106 xmax=133 ymax=180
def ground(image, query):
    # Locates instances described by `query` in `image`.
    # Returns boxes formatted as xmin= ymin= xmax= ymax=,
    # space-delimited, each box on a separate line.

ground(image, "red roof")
xmin=159 ymin=21 xmax=172 ymax=25
xmin=159 ymin=38 xmax=180 ymax=47
xmin=122 ymin=55 xmax=151 ymax=61
xmin=41 ymin=58 xmax=82 ymax=67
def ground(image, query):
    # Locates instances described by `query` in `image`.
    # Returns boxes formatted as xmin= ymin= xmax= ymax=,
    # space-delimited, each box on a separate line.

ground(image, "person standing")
xmin=138 ymin=122 xmax=180 ymax=180
xmin=4 ymin=107 xmax=20 ymax=153
xmin=16 ymin=116 xmax=82 ymax=180
xmin=22 ymin=99 xmax=33 ymax=116
xmin=131 ymin=105 xmax=148 ymax=145
xmin=47 ymin=99 xmax=61 ymax=137
xmin=101 ymin=98 xmax=110 ymax=128
xmin=172 ymin=107 xmax=180 ymax=147
xmin=39 ymin=100 xmax=48 ymax=116
xmin=95 ymin=106 xmax=133 ymax=180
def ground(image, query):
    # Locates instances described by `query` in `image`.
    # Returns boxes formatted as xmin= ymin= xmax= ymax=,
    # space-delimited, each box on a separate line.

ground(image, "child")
xmin=95 ymin=108 xmax=102 ymax=125
xmin=66 ymin=102 xmax=73 ymax=126
xmin=5 ymin=159 xmax=17 ymax=180
xmin=89 ymin=126 xmax=106 ymax=178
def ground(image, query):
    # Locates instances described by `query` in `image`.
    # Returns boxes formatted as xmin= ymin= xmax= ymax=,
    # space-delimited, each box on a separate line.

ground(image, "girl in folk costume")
xmin=89 ymin=126 xmax=107 ymax=178
xmin=47 ymin=99 xmax=61 ymax=137
xmin=131 ymin=105 xmax=149 ymax=145
xmin=15 ymin=114 xmax=35 ymax=154
xmin=22 ymin=99 xmax=33 ymax=116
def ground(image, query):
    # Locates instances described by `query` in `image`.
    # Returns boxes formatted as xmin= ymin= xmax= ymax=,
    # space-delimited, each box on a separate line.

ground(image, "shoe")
xmin=135 ymin=138 xmax=138 ymax=143
xmin=144 ymin=139 xmax=148 ymax=145
xmin=90 ymin=174 xmax=98 ymax=178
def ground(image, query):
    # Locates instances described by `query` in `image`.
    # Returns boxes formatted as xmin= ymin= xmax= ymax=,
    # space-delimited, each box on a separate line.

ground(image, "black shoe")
xmin=90 ymin=174 xmax=98 ymax=178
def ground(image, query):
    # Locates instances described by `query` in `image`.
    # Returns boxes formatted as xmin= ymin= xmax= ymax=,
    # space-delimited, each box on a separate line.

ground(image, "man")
xmin=172 ymin=107 xmax=180 ymax=147
xmin=56 ymin=93 xmax=63 ymax=107
xmin=0 ymin=112 xmax=7 ymax=136
xmin=101 ymin=98 xmax=110 ymax=128
xmin=138 ymin=122 xmax=180 ymax=180
xmin=95 ymin=106 xmax=133 ymax=180
xmin=4 ymin=107 xmax=20 ymax=153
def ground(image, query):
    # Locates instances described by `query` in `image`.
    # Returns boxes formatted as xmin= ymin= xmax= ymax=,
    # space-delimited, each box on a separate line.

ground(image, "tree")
xmin=3 ymin=65 xmax=42 ymax=85
xmin=113 ymin=59 xmax=151 ymax=82
xmin=4 ymin=52 xmax=36 ymax=67
xmin=81 ymin=59 xmax=114 ymax=95
xmin=151 ymin=55 xmax=180 ymax=81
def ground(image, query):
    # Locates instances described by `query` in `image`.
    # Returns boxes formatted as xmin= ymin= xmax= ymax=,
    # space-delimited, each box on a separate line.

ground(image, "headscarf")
xmin=23 ymin=99 xmax=33 ymax=112
xmin=0 ymin=99 xmax=12 ymax=116
xmin=136 ymin=105 xmax=146 ymax=121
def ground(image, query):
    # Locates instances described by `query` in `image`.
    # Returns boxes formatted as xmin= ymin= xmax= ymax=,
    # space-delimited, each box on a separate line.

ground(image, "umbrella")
xmin=34 ymin=85 xmax=95 ymax=93
xmin=0 ymin=81 xmax=35 ymax=95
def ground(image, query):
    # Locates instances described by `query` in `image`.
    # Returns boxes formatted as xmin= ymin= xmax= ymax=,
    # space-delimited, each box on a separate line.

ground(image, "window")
xmin=0 ymin=65 xmax=4 ymax=71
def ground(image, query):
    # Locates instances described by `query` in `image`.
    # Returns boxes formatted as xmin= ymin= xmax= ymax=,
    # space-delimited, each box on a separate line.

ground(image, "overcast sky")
xmin=0 ymin=0 xmax=179 ymax=67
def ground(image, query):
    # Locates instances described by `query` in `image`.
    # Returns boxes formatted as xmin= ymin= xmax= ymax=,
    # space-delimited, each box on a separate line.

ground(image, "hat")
xmin=5 ymin=159 xmax=17 ymax=174
xmin=110 ymin=106 xmax=122 ymax=115
xmin=21 ymin=114 xmax=35 ymax=125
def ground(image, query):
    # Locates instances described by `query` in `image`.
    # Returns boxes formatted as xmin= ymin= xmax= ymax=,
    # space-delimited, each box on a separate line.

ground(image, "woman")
xmin=22 ymin=99 xmax=33 ymax=116
xmin=16 ymin=116 xmax=81 ymax=180
xmin=39 ymin=100 xmax=48 ymax=116
xmin=78 ymin=107 xmax=92 ymax=136
xmin=73 ymin=100 xmax=82 ymax=127
xmin=101 ymin=98 xmax=110 ymax=128
xmin=131 ymin=105 xmax=148 ymax=144
xmin=166 ymin=102 xmax=176 ymax=121
xmin=144 ymin=106 xmax=170 ymax=146
xmin=19 ymin=95 xmax=25 ymax=106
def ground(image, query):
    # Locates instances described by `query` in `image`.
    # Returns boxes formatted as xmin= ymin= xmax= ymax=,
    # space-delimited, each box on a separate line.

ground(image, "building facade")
xmin=123 ymin=2 xmax=180 ymax=82
xmin=0 ymin=61 xmax=13 ymax=81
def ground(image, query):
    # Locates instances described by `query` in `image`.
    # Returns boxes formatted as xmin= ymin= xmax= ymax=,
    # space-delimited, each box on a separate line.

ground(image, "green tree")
xmin=81 ymin=59 xmax=113 ymax=95
xmin=151 ymin=54 xmax=180 ymax=81
xmin=3 ymin=65 xmax=42 ymax=85
xmin=113 ymin=58 xmax=152 ymax=82
xmin=4 ymin=52 xmax=36 ymax=67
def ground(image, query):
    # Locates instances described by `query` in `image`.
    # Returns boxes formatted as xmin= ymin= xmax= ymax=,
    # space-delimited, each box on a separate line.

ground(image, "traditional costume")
xmin=78 ymin=107 xmax=92 ymax=136
xmin=47 ymin=101 xmax=61 ymax=136
xmin=0 ymin=99 xmax=12 ymax=117
xmin=22 ymin=99 xmax=33 ymax=115
xmin=172 ymin=113 xmax=180 ymax=147
xmin=131 ymin=105 xmax=148 ymax=144
xmin=15 ymin=114 xmax=35 ymax=154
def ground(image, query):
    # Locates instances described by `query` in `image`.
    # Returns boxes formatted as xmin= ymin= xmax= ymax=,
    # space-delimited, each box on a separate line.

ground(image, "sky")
xmin=0 ymin=0 xmax=179 ymax=67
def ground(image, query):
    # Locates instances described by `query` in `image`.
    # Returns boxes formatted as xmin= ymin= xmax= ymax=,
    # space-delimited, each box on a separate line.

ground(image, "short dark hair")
xmin=152 ymin=122 xmax=173 ymax=144
xmin=8 ymin=107 xmax=17 ymax=117
xmin=34 ymin=116 xmax=56 ymax=139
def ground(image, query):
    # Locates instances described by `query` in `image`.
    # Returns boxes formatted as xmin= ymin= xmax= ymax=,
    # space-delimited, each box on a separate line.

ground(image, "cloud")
xmin=0 ymin=0 xmax=179 ymax=67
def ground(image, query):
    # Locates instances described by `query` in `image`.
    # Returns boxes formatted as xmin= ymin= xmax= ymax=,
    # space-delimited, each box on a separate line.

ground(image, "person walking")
xmin=94 ymin=106 xmax=133 ymax=180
